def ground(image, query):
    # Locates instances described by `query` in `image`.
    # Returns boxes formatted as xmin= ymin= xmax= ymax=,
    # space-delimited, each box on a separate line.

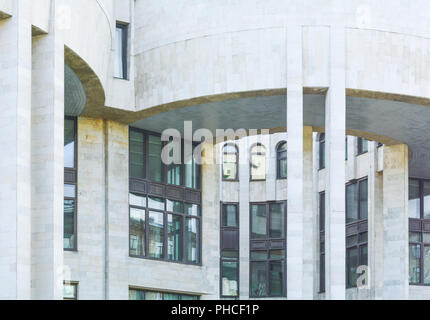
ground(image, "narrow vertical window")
xmin=148 ymin=135 xmax=163 ymax=182
xmin=114 ymin=23 xmax=128 ymax=79
xmin=129 ymin=130 xmax=145 ymax=179
xmin=63 ymin=282 xmax=78 ymax=300
xmin=250 ymin=144 xmax=266 ymax=181
xmin=276 ymin=141 xmax=287 ymax=179
xmin=220 ymin=203 xmax=239 ymax=298
xmin=129 ymin=289 xmax=199 ymax=300
xmin=64 ymin=117 xmax=77 ymax=251
xmin=319 ymin=192 xmax=325 ymax=292
xmin=167 ymin=139 xmax=182 ymax=186
xmin=222 ymin=143 xmax=239 ymax=181
xmin=319 ymin=133 xmax=325 ymax=169
xmin=357 ymin=137 xmax=368 ymax=155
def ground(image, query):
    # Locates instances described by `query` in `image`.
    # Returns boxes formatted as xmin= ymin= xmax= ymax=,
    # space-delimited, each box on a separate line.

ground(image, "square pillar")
xmin=31 ymin=0 xmax=65 ymax=299
xmin=0 ymin=0 xmax=32 ymax=300
xmin=382 ymin=144 xmax=409 ymax=300
xmin=325 ymin=26 xmax=346 ymax=300
xmin=286 ymin=25 xmax=314 ymax=299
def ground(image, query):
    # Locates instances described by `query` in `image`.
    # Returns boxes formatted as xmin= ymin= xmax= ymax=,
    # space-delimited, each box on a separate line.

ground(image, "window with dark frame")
xmin=408 ymin=178 xmax=430 ymax=285
xmin=64 ymin=116 xmax=77 ymax=251
xmin=250 ymin=144 xmax=266 ymax=181
xmin=114 ymin=23 xmax=128 ymax=79
xmin=129 ymin=288 xmax=200 ymax=300
xmin=63 ymin=282 xmax=78 ymax=300
xmin=319 ymin=133 xmax=325 ymax=170
xmin=356 ymin=137 xmax=368 ymax=155
xmin=319 ymin=192 xmax=325 ymax=293
xmin=249 ymin=202 xmax=286 ymax=298
xmin=345 ymin=178 xmax=368 ymax=288
xmin=222 ymin=143 xmax=239 ymax=181
xmin=220 ymin=203 xmax=239 ymax=298
xmin=276 ymin=141 xmax=287 ymax=179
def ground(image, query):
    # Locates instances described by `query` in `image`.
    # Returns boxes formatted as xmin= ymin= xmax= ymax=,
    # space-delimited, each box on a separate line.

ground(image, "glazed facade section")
xmin=2 ymin=0 xmax=430 ymax=300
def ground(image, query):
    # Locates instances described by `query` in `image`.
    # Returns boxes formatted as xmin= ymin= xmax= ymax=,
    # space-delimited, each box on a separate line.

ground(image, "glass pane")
xmin=409 ymin=232 xmax=422 ymax=243
xmin=277 ymin=142 xmax=287 ymax=153
xmin=221 ymin=250 xmax=239 ymax=259
xmin=320 ymin=253 xmax=325 ymax=292
xmin=423 ymin=233 xmax=430 ymax=244
xmin=167 ymin=164 xmax=181 ymax=186
xmin=114 ymin=26 xmax=124 ymax=78
xmin=359 ymin=232 xmax=368 ymax=243
xmin=319 ymin=193 xmax=325 ymax=232
xmin=269 ymin=261 xmax=284 ymax=296
xmin=359 ymin=180 xmax=368 ymax=219
xmin=223 ymin=154 xmax=237 ymax=180
xmin=129 ymin=289 xmax=145 ymax=300
xmin=184 ymin=203 xmax=200 ymax=216
xmin=181 ymin=295 xmax=198 ymax=300
xmin=148 ymin=197 xmax=164 ymax=210
xmin=148 ymin=211 xmax=164 ymax=258
xmin=129 ymin=193 xmax=146 ymax=207
xmin=221 ymin=261 xmax=238 ymax=297
xmin=278 ymin=158 xmax=287 ymax=178
xmin=409 ymin=179 xmax=421 ymax=219
xmin=167 ymin=214 xmax=182 ymax=261
xmin=347 ymin=247 xmax=358 ymax=287
xmin=145 ymin=291 xmax=162 ymax=300
xmin=251 ymin=154 xmax=266 ymax=180
xmin=129 ymin=208 xmax=145 ymax=256
xmin=360 ymin=245 xmax=368 ymax=266
xmin=185 ymin=218 xmax=199 ymax=263
xmin=269 ymin=203 xmax=284 ymax=238
xmin=409 ymin=244 xmax=421 ymax=284
xmin=64 ymin=118 xmax=76 ymax=168
xmin=149 ymin=135 xmax=163 ymax=182
xmin=166 ymin=200 xmax=183 ymax=213
xmin=163 ymin=293 xmax=180 ymax=300
xmin=424 ymin=181 xmax=430 ymax=219
xmin=129 ymin=130 xmax=145 ymax=179
xmin=64 ymin=199 xmax=75 ymax=250
xmin=346 ymin=183 xmax=358 ymax=223
xmin=424 ymin=246 xmax=430 ymax=284
xmin=64 ymin=184 xmax=76 ymax=198
xmin=185 ymin=145 xmax=200 ymax=189
xmin=63 ymin=284 xmax=77 ymax=300
xmin=250 ymin=261 xmax=267 ymax=297
xmin=269 ymin=250 xmax=285 ymax=259
xmin=346 ymin=235 xmax=358 ymax=247
xmin=222 ymin=204 xmax=238 ymax=227
xmin=251 ymin=205 xmax=267 ymax=239
xmin=251 ymin=251 xmax=267 ymax=260
xmin=319 ymin=141 xmax=325 ymax=169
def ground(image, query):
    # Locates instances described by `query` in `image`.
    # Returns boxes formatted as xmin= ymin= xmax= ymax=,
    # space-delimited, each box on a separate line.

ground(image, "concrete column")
xmin=104 ymin=120 xmax=129 ymax=300
xmin=324 ymin=26 xmax=346 ymax=300
xmin=31 ymin=0 xmax=65 ymax=300
xmin=286 ymin=25 xmax=314 ymax=299
xmin=0 ymin=0 xmax=32 ymax=300
xmin=382 ymin=144 xmax=409 ymax=300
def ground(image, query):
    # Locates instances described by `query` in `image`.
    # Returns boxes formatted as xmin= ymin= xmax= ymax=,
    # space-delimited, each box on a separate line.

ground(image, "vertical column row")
xmin=324 ymin=26 xmax=346 ymax=300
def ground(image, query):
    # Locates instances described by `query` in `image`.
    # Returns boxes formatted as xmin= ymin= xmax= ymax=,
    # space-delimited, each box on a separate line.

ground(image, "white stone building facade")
xmin=1 ymin=0 xmax=430 ymax=300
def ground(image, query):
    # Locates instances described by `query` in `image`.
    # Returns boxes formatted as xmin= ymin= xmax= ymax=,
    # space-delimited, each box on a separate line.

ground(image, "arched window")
xmin=250 ymin=144 xmax=266 ymax=181
xmin=276 ymin=141 xmax=287 ymax=179
xmin=319 ymin=133 xmax=325 ymax=170
xmin=222 ymin=143 xmax=238 ymax=181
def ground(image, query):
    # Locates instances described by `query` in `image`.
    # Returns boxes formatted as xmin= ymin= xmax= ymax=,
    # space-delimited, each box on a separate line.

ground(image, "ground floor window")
xmin=63 ymin=282 xmax=78 ymax=300
xmin=129 ymin=288 xmax=199 ymax=300
xmin=129 ymin=193 xmax=201 ymax=264
xmin=249 ymin=202 xmax=286 ymax=297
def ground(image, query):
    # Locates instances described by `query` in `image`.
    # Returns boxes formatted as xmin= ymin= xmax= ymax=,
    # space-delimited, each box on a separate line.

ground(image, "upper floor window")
xmin=319 ymin=133 xmax=325 ymax=170
xmin=114 ymin=23 xmax=128 ymax=79
xmin=129 ymin=288 xmax=199 ymax=300
xmin=250 ymin=144 xmax=266 ymax=181
xmin=357 ymin=137 xmax=368 ymax=155
xmin=276 ymin=141 xmax=287 ymax=179
xmin=250 ymin=202 xmax=286 ymax=297
xmin=222 ymin=143 xmax=238 ymax=181
xmin=129 ymin=128 xmax=201 ymax=190
xmin=64 ymin=117 xmax=77 ymax=251
xmin=408 ymin=178 xmax=430 ymax=285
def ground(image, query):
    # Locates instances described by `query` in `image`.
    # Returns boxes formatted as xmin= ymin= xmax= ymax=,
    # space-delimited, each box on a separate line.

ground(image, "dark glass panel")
xmin=409 ymin=179 xmax=421 ymax=219
xmin=269 ymin=261 xmax=284 ymax=296
xmin=359 ymin=179 xmax=368 ymax=219
xmin=346 ymin=247 xmax=358 ymax=287
xmin=251 ymin=204 xmax=267 ymax=239
xmin=346 ymin=183 xmax=358 ymax=223
xmin=269 ymin=203 xmax=284 ymax=238
xmin=221 ymin=261 xmax=239 ymax=297
xmin=129 ymin=208 xmax=145 ymax=256
xmin=64 ymin=118 xmax=76 ymax=168
xmin=423 ymin=181 xmax=430 ymax=220
xmin=148 ymin=211 xmax=164 ymax=258
xmin=409 ymin=244 xmax=421 ymax=284
xmin=185 ymin=218 xmax=200 ymax=263
xmin=250 ymin=261 xmax=267 ymax=297
xmin=148 ymin=135 xmax=163 ymax=182
xmin=222 ymin=204 xmax=238 ymax=228
xmin=129 ymin=130 xmax=145 ymax=179
xmin=167 ymin=214 xmax=182 ymax=261
xmin=251 ymin=251 xmax=267 ymax=260
xmin=64 ymin=199 xmax=75 ymax=250
xmin=166 ymin=200 xmax=183 ymax=213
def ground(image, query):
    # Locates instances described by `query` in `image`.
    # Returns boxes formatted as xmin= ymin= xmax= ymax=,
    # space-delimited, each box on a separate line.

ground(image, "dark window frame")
xmin=115 ymin=22 xmax=128 ymax=80
xmin=408 ymin=177 xmax=430 ymax=286
xmin=319 ymin=191 xmax=325 ymax=293
xmin=64 ymin=116 xmax=78 ymax=252
xmin=276 ymin=141 xmax=287 ymax=180
xmin=318 ymin=133 xmax=325 ymax=170
xmin=129 ymin=192 xmax=202 ymax=266
xmin=356 ymin=137 xmax=369 ymax=156
xmin=63 ymin=281 xmax=78 ymax=300
xmin=249 ymin=143 xmax=266 ymax=181
xmin=249 ymin=201 xmax=287 ymax=298
xmin=220 ymin=202 xmax=240 ymax=299
xmin=222 ymin=143 xmax=239 ymax=181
